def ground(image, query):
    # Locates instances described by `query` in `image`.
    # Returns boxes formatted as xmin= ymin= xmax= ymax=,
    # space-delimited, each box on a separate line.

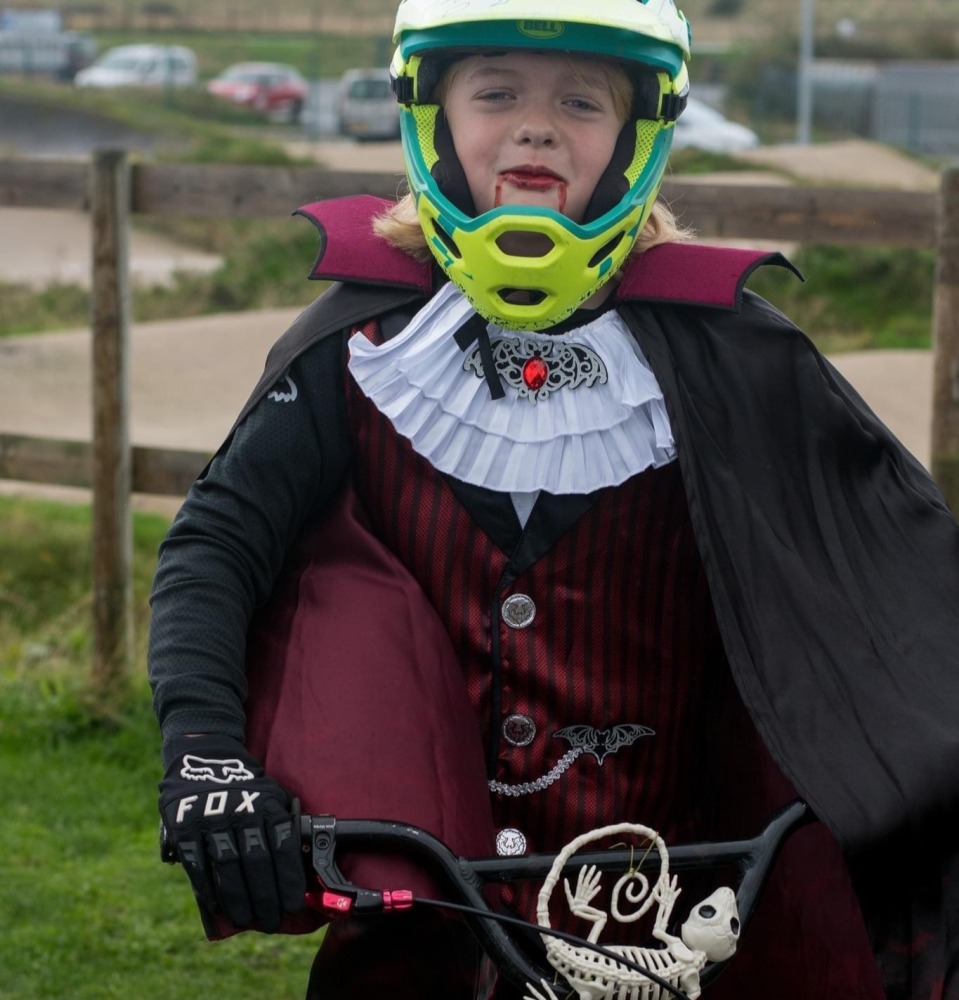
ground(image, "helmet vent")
xmin=496 ymin=289 xmax=547 ymax=307
xmin=494 ymin=232 xmax=555 ymax=258
xmin=625 ymin=120 xmax=661 ymax=185
xmin=431 ymin=219 xmax=462 ymax=259
xmin=588 ymin=232 xmax=626 ymax=269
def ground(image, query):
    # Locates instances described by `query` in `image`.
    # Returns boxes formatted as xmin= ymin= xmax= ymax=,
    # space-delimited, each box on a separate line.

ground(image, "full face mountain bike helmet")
xmin=390 ymin=0 xmax=691 ymax=330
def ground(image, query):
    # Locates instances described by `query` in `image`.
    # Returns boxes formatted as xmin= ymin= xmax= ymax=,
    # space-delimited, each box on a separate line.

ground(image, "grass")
xmin=0 ymin=282 xmax=93 ymax=340
xmin=0 ymin=61 xmax=937 ymax=349
xmin=0 ymin=495 xmax=321 ymax=999
xmin=0 ymin=70 xmax=333 ymax=339
xmin=745 ymin=244 xmax=936 ymax=352
xmin=3 ymin=0 xmax=952 ymax=32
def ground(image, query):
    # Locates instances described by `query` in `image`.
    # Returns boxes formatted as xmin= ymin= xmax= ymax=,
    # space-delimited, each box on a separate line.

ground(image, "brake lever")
xmin=301 ymin=814 xmax=414 ymax=917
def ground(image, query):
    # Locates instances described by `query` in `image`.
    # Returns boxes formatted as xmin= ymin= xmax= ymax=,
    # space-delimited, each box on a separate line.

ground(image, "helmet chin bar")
xmin=412 ymin=116 xmax=672 ymax=330
xmin=421 ymin=198 xmax=656 ymax=331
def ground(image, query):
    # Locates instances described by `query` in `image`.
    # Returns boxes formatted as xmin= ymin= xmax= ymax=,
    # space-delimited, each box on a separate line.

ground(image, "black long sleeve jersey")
xmin=149 ymin=333 xmax=350 ymax=746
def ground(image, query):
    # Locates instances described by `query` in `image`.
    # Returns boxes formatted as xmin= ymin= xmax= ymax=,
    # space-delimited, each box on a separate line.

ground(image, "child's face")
xmin=443 ymin=51 xmax=626 ymax=232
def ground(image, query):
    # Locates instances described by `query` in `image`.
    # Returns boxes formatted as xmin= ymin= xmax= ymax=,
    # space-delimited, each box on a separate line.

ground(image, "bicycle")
xmin=163 ymin=799 xmax=812 ymax=1000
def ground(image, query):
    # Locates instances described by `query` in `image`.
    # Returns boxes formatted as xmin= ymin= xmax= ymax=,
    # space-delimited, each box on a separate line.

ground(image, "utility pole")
xmin=797 ymin=0 xmax=815 ymax=144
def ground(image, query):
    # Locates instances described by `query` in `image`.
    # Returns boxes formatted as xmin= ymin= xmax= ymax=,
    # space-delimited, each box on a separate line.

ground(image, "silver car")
xmin=338 ymin=68 xmax=400 ymax=141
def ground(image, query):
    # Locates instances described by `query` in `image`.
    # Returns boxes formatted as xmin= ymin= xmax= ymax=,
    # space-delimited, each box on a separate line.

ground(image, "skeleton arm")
xmin=563 ymin=865 xmax=608 ymax=943
xmin=652 ymin=875 xmax=684 ymax=946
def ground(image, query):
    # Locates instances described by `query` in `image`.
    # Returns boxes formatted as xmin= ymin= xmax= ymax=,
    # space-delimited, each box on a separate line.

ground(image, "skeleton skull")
xmin=680 ymin=887 xmax=740 ymax=963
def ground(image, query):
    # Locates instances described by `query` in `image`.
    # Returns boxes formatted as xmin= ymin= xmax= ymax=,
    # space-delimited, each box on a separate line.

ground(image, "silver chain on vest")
xmin=487 ymin=748 xmax=584 ymax=797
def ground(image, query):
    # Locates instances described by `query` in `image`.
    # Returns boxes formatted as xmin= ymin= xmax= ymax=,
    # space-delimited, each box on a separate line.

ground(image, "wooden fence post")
xmin=931 ymin=166 xmax=959 ymax=512
xmin=90 ymin=150 xmax=134 ymax=702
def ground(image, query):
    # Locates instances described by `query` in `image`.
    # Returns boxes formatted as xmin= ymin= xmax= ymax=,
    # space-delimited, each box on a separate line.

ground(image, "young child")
xmin=150 ymin=1 xmax=959 ymax=998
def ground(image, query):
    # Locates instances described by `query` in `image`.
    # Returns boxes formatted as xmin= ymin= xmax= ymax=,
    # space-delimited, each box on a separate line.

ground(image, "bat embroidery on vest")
xmin=554 ymin=724 xmax=656 ymax=764
xmin=489 ymin=723 xmax=655 ymax=797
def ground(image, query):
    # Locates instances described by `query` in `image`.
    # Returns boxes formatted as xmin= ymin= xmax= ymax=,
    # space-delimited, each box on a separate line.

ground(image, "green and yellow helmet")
xmin=390 ymin=0 xmax=691 ymax=330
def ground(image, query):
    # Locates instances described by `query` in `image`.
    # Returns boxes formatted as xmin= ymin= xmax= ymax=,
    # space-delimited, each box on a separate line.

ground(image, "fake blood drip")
xmin=494 ymin=173 xmax=568 ymax=214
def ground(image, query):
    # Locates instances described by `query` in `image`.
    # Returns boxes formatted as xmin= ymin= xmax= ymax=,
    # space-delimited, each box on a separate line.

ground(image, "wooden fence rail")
xmin=0 ymin=159 xmax=940 ymax=244
xmin=0 ymin=434 xmax=208 ymax=495
xmin=1 ymin=155 xmax=956 ymax=689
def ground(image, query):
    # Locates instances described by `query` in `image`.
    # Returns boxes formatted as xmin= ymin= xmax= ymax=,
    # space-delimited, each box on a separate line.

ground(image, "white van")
xmin=337 ymin=68 xmax=400 ymax=141
xmin=0 ymin=28 xmax=96 ymax=79
xmin=74 ymin=44 xmax=197 ymax=89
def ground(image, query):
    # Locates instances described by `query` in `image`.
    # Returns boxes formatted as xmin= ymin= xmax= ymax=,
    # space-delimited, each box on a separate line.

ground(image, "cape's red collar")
xmin=295 ymin=195 xmax=797 ymax=310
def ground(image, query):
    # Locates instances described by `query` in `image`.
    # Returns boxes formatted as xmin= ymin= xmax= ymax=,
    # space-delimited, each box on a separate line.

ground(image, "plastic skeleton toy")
xmin=526 ymin=823 xmax=741 ymax=1000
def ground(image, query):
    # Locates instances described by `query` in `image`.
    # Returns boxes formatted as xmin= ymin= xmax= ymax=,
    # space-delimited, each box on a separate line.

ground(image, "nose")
xmin=515 ymin=110 xmax=557 ymax=147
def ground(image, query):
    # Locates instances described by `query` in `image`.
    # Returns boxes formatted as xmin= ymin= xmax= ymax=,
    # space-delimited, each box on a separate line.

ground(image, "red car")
xmin=207 ymin=62 xmax=308 ymax=123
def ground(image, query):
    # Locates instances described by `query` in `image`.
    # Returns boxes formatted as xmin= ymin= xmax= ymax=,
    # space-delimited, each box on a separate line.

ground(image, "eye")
xmin=698 ymin=905 xmax=717 ymax=918
xmin=731 ymin=918 xmax=741 ymax=935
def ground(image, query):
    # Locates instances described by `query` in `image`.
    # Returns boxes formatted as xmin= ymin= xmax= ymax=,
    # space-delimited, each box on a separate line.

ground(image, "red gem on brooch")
xmin=522 ymin=355 xmax=549 ymax=391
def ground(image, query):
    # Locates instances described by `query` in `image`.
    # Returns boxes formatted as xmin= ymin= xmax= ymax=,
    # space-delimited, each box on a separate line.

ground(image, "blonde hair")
xmin=373 ymin=52 xmax=693 ymax=259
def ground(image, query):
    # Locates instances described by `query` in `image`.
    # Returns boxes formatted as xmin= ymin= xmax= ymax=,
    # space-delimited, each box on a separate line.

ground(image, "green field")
xmin=0 ymin=495 xmax=321 ymax=999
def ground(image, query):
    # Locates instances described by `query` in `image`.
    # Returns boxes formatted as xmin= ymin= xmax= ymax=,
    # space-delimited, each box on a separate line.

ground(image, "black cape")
xmin=228 ymin=212 xmax=959 ymax=998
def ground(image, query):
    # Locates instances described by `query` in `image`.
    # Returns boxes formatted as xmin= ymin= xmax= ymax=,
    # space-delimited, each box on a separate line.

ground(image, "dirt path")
xmin=0 ymin=206 xmax=222 ymax=290
xmin=0 ymin=306 xmax=933 ymax=517
xmin=0 ymin=308 xmax=300 ymax=514
xmin=736 ymin=139 xmax=940 ymax=191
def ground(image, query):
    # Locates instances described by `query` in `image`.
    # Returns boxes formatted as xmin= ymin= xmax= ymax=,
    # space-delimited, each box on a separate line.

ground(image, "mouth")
xmin=495 ymin=167 xmax=570 ymax=213
xmin=499 ymin=166 xmax=566 ymax=191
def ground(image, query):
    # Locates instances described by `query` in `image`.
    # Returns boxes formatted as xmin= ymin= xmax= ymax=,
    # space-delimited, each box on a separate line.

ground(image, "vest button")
xmin=501 ymin=593 xmax=536 ymax=629
xmin=502 ymin=713 xmax=536 ymax=747
xmin=495 ymin=828 xmax=528 ymax=857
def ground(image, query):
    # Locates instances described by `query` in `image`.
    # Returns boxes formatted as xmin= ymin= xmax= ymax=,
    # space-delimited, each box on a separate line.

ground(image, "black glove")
xmin=159 ymin=735 xmax=306 ymax=933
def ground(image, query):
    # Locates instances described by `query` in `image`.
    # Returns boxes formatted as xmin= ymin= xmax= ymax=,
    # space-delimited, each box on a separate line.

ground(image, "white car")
xmin=671 ymin=97 xmax=759 ymax=153
xmin=74 ymin=44 xmax=197 ymax=89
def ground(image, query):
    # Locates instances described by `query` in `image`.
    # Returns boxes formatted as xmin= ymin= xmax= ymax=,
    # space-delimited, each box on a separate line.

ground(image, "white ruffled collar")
xmin=347 ymin=283 xmax=675 ymax=495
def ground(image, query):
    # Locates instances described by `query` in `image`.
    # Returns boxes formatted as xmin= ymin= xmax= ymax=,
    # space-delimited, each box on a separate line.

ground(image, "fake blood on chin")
xmin=495 ymin=171 xmax=568 ymax=214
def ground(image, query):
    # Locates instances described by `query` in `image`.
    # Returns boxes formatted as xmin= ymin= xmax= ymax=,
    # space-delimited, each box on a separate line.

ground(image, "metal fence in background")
xmin=749 ymin=59 xmax=959 ymax=155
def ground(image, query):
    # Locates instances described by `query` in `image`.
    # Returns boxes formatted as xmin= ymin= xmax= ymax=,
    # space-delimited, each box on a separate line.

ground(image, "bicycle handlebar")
xmin=163 ymin=800 xmax=814 ymax=995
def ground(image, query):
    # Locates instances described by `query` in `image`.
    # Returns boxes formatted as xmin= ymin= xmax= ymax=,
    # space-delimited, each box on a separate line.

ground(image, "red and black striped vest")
xmin=345 ymin=318 xmax=729 ymax=917
xmin=341 ymin=319 xmax=884 ymax=1000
